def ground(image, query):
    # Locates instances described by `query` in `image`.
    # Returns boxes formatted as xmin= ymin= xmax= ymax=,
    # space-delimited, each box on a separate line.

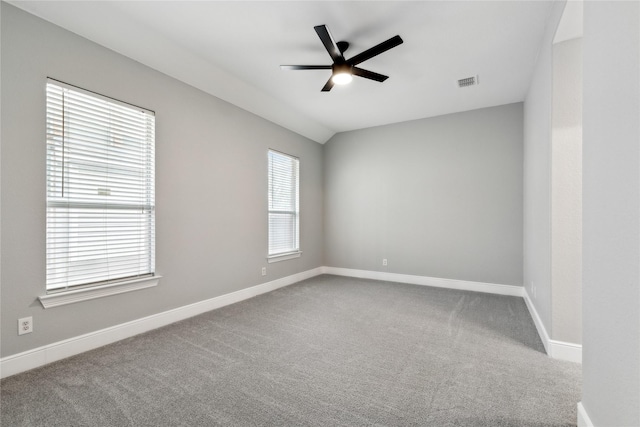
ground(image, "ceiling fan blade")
xmin=352 ymin=67 xmax=389 ymax=82
xmin=280 ymin=65 xmax=332 ymax=70
xmin=314 ymin=25 xmax=344 ymax=63
xmin=321 ymin=77 xmax=335 ymax=92
xmin=347 ymin=35 xmax=403 ymax=66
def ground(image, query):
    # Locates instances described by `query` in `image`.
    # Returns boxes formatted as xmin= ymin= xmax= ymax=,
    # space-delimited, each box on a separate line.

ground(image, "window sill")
xmin=38 ymin=276 xmax=161 ymax=309
xmin=267 ymin=251 xmax=302 ymax=263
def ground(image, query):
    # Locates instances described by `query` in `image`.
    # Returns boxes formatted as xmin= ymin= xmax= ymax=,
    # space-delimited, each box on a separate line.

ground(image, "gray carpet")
xmin=1 ymin=274 xmax=581 ymax=426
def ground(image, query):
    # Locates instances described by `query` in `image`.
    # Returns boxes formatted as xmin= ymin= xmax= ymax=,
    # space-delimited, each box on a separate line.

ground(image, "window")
xmin=268 ymin=150 xmax=300 ymax=260
xmin=46 ymin=80 xmax=155 ymax=292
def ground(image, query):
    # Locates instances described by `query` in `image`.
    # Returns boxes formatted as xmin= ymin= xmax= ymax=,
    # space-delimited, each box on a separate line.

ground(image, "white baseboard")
xmin=548 ymin=338 xmax=582 ymax=363
xmin=322 ymin=266 xmax=525 ymax=297
xmin=0 ymin=267 xmax=323 ymax=379
xmin=523 ymin=288 xmax=582 ymax=363
xmin=1 ymin=267 xmax=582 ymax=378
xmin=522 ymin=288 xmax=551 ymax=354
xmin=577 ymin=402 xmax=594 ymax=427
xmin=325 ymin=267 xmax=582 ymax=363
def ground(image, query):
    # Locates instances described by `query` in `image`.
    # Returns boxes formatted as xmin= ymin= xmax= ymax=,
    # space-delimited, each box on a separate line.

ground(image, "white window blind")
xmin=46 ymin=80 xmax=155 ymax=292
xmin=268 ymin=150 xmax=299 ymax=256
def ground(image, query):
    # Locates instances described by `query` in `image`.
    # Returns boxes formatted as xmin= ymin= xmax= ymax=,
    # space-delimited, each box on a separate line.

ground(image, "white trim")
xmin=523 ymin=288 xmax=582 ymax=363
xmin=548 ymin=338 xmax=582 ymax=363
xmin=39 ymin=276 xmax=162 ymax=309
xmin=577 ymin=402 xmax=594 ymax=427
xmin=322 ymin=266 xmax=525 ymax=297
xmin=522 ymin=287 xmax=551 ymax=354
xmin=325 ymin=267 xmax=583 ymax=363
xmin=267 ymin=251 xmax=302 ymax=263
xmin=2 ymin=267 xmax=582 ymax=379
xmin=1 ymin=267 xmax=323 ymax=379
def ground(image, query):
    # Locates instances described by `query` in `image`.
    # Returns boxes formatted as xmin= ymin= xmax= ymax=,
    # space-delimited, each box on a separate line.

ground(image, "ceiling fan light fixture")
xmin=331 ymin=63 xmax=353 ymax=85
xmin=281 ymin=25 xmax=403 ymax=92
xmin=332 ymin=72 xmax=353 ymax=85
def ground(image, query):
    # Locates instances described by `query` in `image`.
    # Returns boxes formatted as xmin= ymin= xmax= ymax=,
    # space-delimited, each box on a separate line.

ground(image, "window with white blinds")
xmin=268 ymin=150 xmax=300 ymax=257
xmin=46 ymin=80 xmax=155 ymax=292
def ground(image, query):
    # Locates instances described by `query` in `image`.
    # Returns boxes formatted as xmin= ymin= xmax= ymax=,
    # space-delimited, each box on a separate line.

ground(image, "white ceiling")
xmin=10 ymin=1 xmax=555 ymax=143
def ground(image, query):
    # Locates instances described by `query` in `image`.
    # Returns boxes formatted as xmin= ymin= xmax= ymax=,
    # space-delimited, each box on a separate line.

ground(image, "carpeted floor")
xmin=1 ymin=275 xmax=581 ymax=426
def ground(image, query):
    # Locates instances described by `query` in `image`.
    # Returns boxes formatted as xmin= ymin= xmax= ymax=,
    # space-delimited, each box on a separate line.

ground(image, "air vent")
xmin=458 ymin=76 xmax=479 ymax=88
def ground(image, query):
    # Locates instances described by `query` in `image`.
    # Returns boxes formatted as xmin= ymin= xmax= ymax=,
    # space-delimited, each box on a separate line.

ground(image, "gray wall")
xmin=0 ymin=4 xmax=324 ymax=358
xmin=582 ymin=1 xmax=640 ymax=425
xmin=324 ymin=104 xmax=523 ymax=286
xmin=551 ymin=37 xmax=582 ymax=345
xmin=522 ymin=0 xmax=565 ymax=336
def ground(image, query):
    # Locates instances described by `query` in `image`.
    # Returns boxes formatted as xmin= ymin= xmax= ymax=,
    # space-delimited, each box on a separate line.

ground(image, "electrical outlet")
xmin=18 ymin=317 xmax=33 ymax=335
xmin=261 ymin=267 xmax=266 ymax=276
xmin=382 ymin=259 xmax=388 ymax=266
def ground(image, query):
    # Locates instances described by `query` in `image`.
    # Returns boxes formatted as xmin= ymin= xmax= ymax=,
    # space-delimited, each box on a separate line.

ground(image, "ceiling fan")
xmin=281 ymin=25 xmax=403 ymax=92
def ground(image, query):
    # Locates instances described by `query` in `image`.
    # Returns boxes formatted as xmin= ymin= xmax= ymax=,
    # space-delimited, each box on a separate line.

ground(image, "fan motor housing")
xmin=333 ymin=63 xmax=353 ymax=74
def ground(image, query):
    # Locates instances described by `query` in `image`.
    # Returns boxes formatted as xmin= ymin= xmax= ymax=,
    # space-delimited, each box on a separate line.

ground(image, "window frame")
xmin=267 ymin=149 xmax=301 ymax=262
xmin=43 ymin=78 xmax=158 ymax=303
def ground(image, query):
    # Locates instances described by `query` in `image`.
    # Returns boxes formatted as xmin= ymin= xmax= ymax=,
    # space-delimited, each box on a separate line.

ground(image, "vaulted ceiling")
xmin=10 ymin=1 xmax=554 ymax=143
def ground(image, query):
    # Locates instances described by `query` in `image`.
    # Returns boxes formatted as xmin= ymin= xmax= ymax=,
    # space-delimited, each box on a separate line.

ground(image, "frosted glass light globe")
xmin=332 ymin=72 xmax=353 ymax=85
